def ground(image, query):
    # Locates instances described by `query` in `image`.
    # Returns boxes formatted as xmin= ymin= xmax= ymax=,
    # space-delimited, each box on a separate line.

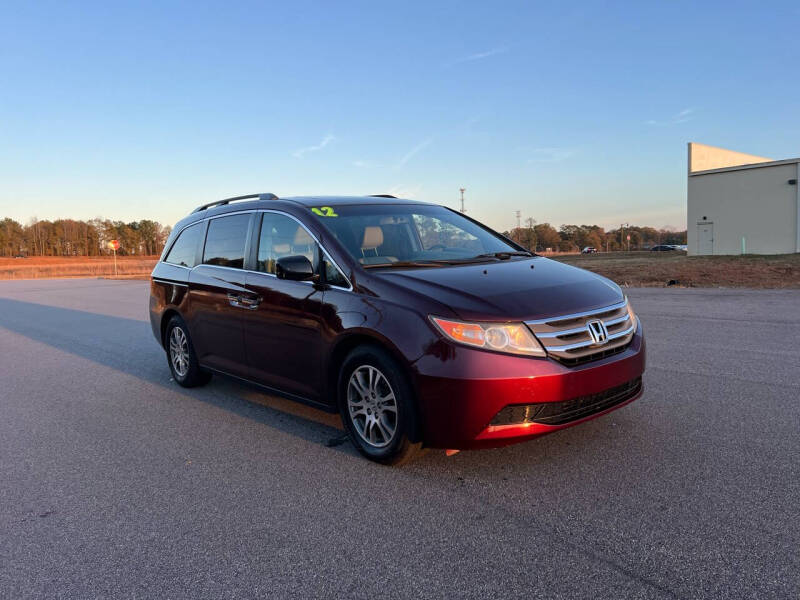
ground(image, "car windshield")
xmin=309 ymin=203 xmax=528 ymax=267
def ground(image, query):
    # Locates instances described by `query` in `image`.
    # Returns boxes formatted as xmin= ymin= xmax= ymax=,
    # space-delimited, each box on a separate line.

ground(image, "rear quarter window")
xmin=164 ymin=222 xmax=203 ymax=268
xmin=202 ymin=214 xmax=251 ymax=269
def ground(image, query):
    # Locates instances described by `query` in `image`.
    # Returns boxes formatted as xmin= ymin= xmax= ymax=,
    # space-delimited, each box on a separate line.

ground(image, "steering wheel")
xmin=428 ymin=244 xmax=447 ymax=251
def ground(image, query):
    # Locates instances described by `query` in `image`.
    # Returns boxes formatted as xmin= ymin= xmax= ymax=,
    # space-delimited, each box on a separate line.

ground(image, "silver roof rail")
xmin=192 ymin=193 xmax=278 ymax=213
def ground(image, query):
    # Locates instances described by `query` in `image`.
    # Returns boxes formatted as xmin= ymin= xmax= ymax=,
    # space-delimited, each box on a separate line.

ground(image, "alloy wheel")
xmin=169 ymin=326 xmax=190 ymax=378
xmin=347 ymin=365 xmax=398 ymax=448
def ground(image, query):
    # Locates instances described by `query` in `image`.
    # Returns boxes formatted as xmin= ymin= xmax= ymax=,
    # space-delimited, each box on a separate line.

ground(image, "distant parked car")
xmin=650 ymin=245 xmax=676 ymax=252
xmin=581 ymin=247 xmax=597 ymax=254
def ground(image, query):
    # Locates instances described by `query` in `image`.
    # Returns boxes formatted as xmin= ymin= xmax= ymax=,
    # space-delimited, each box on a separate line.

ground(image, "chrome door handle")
xmin=227 ymin=292 xmax=260 ymax=309
xmin=227 ymin=292 xmax=242 ymax=306
xmin=238 ymin=295 xmax=261 ymax=309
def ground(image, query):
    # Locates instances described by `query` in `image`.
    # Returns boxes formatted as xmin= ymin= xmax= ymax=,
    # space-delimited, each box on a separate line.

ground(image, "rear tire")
xmin=338 ymin=345 xmax=424 ymax=465
xmin=165 ymin=316 xmax=211 ymax=388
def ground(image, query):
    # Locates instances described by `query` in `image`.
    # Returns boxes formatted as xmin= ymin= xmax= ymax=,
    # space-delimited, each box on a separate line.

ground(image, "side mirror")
xmin=276 ymin=255 xmax=315 ymax=281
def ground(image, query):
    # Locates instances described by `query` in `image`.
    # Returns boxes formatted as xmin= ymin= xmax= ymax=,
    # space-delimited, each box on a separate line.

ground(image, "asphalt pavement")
xmin=0 ymin=279 xmax=798 ymax=599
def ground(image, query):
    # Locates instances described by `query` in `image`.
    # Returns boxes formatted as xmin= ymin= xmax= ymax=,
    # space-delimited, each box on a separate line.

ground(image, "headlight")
xmin=430 ymin=316 xmax=546 ymax=357
xmin=625 ymin=296 xmax=638 ymax=331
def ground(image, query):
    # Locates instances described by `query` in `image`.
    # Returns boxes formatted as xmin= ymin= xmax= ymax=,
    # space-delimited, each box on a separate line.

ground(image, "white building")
xmin=687 ymin=142 xmax=800 ymax=255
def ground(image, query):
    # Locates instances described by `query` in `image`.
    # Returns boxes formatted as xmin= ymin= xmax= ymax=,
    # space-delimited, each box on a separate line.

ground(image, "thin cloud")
xmin=673 ymin=107 xmax=694 ymax=123
xmin=292 ymin=134 xmax=335 ymax=158
xmin=446 ymin=47 xmax=508 ymax=67
xmin=646 ymin=108 xmax=696 ymax=126
xmin=394 ymin=138 xmax=433 ymax=169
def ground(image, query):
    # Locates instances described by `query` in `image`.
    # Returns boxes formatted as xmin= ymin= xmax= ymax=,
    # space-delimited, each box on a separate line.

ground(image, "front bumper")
xmin=414 ymin=321 xmax=646 ymax=449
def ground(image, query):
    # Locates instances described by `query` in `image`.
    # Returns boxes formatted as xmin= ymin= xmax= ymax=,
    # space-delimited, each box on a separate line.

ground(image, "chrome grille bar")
xmin=541 ymin=323 xmax=635 ymax=352
xmin=525 ymin=299 xmax=636 ymax=364
xmin=525 ymin=299 xmax=628 ymax=325
xmin=535 ymin=313 xmax=631 ymax=339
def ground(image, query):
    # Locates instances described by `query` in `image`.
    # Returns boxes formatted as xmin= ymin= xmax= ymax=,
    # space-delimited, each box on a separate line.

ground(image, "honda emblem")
xmin=586 ymin=319 xmax=608 ymax=345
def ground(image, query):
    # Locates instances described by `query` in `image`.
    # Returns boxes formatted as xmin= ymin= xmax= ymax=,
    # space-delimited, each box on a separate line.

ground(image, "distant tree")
xmin=533 ymin=223 xmax=561 ymax=251
xmin=505 ymin=226 xmax=536 ymax=250
xmin=0 ymin=218 xmax=25 ymax=256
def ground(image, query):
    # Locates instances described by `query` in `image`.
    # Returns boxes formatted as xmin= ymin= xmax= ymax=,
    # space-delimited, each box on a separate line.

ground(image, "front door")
xmin=243 ymin=212 xmax=326 ymax=401
xmin=697 ymin=222 xmax=713 ymax=255
xmin=188 ymin=212 xmax=254 ymax=377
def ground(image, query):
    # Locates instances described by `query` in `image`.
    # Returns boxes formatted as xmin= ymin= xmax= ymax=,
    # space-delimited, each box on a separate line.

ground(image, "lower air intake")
xmin=489 ymin=377 xmax=642 ymax=427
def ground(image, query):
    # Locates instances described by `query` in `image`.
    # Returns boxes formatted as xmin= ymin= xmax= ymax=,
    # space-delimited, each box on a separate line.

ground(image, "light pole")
xmin=459 ymin=188 xmax=466 ymax=213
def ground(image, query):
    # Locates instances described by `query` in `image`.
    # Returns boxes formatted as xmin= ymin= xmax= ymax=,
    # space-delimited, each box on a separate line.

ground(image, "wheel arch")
xmin=327 ymin=331 xmax=425 ymax=445
xmin=327 ymin=331 xmax=418 ymax=399
xmin=159 ymin=308 xmax=183 ymax=348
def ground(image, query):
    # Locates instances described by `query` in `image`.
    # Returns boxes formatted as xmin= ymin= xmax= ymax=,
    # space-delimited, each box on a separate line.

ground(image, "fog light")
xmin=489 ymin=404 xmax=544 ymax=426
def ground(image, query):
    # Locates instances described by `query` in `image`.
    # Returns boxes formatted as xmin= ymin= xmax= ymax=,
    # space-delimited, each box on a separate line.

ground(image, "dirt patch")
xmin=0 ymin=256 xmax=158 ymax=280
xmin=552 ymin=251 xmax=800 ymax=288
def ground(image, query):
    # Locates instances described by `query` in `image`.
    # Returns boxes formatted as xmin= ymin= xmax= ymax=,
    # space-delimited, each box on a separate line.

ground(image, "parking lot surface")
xmin=0 ymin=279 xmax=798 ymax=599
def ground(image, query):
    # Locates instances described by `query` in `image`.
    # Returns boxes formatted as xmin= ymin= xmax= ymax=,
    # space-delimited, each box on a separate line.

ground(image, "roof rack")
xmin=368 ymin=194 xmax=397 ymax=198
xmin=192 ymin=193 xmax=278 ymax=214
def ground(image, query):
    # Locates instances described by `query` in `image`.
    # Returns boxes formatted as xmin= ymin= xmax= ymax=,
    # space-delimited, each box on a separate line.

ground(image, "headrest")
xmin=293 ymin=227 xmax=314 ymax=246
xmin=362 ymin=226 xmax=384 ymax=249
xmin=359 ymin=256 xmax=398 ymax=265
xmin=272 ymin=243 xmax=290 ymax=254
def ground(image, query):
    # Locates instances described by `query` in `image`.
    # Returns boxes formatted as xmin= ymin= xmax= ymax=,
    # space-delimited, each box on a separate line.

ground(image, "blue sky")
xmin=1 ymin=0 xmax=798 ymax=232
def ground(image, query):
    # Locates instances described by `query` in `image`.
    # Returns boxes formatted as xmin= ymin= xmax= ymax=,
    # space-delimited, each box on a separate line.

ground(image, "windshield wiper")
xmin=399 ymin=252 xmax=531 ymax=266
xmin=470 ymin=251 xmax=534 ymax=261
xmin=362 ymin=252 xmax=534 ymax=269
xmin=362 ymin=260 xmax=445 ymax=269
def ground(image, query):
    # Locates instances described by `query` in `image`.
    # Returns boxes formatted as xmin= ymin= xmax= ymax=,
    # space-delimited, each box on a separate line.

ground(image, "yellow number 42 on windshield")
xmin=311 ymin=206 xmax=338 ymax=217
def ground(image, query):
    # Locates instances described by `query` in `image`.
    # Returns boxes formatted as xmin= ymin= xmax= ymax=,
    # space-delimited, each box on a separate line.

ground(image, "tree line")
xmin=1 ymin=215 xmax=686 ymax=258
xmin=502 ymin=222 xmax=687 ymax=252
xmin=0 ymin=218 xmax=171 ymax=257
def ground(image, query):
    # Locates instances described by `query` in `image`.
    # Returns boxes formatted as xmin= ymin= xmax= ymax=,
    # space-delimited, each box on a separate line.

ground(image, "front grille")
xmin=489 ymin=377 xmax=642 ymax=427
xmin=553 ymin=343 xmax=630 ymax=367
xmin=525 ymin=299 xmax=636 ymax=365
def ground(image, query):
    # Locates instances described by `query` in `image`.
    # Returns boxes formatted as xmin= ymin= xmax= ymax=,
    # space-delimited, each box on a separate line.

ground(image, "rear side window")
xmin=164 ymin=222 xmax=203 ymax=268
xmin=203 ymin=214 xmax=251 ymax=269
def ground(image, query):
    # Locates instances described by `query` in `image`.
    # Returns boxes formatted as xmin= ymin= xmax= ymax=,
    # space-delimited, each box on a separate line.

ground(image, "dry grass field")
xmin=0 ymin=256 xmax=158 ymax=280
xmin=553 ymin=251 xmax=800 ymax=288
xmin=2 ymin=252 xmax=799 ymax=288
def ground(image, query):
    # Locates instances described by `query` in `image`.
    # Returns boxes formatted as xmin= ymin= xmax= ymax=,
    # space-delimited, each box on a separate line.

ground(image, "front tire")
xmin=165 ymin=316 xmax=211 ymax=388
xmin=338 ymin=345 xmax=424 ymax=465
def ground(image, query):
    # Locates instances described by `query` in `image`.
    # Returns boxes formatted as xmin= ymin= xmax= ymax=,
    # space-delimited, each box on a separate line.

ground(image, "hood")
xmin=372 ymin=257 xmax=623 ymax=322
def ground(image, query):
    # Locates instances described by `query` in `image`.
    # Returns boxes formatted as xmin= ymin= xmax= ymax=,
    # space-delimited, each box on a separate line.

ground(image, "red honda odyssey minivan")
xmin=150 ymin=194 xmax=645 ymax=464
